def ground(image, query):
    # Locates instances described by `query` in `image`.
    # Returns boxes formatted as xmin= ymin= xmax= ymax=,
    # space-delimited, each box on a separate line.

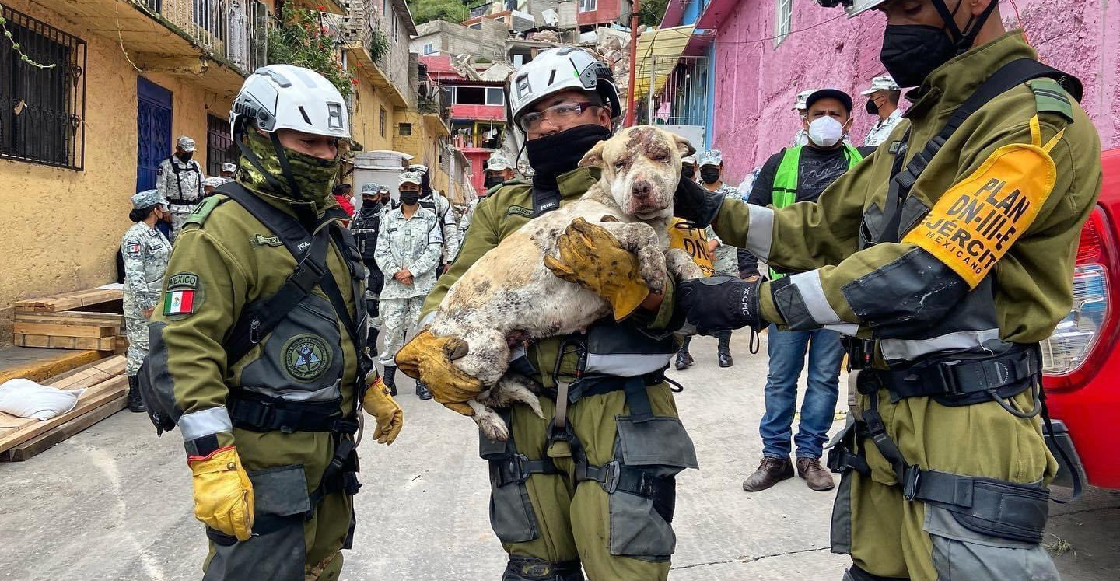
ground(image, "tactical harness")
xmin=828 ymin=58 xmax=1084 ymax=545
xmin=164 ymin=156 xmax=203 ymax=206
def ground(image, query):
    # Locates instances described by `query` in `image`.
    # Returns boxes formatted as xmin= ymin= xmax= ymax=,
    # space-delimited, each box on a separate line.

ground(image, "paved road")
xmin=1 ymin=333 xmax=1116 ymax=580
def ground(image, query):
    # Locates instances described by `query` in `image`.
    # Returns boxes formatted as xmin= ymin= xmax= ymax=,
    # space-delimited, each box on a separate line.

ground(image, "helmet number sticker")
xmin=327 ymin=103 xmax=344 ymax=130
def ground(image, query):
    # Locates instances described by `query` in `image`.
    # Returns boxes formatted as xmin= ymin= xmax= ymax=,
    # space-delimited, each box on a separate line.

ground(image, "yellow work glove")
xmin=187 ymin=446 xmax=254 ymax=541
xmin=362 ymin=376 xmax=404 ymax=445
xmin=544 ymin=217 xmax=650 ymax=321
xmin=396 ymin=330 xmax=483 ymax=417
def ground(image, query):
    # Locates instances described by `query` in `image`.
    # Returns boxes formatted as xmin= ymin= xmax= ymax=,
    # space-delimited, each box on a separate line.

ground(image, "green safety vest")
xmin=769 ymin=145 xmax=863 ymax=279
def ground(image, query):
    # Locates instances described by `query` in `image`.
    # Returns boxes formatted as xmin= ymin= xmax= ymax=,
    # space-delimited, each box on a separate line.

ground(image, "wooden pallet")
xmin=12 ymin=289 xmax=126 ymax=352
xmin=13 ymin=288 xmax=123 ymax=313
xmin=0 ymin=356 xmax=128 ymax=460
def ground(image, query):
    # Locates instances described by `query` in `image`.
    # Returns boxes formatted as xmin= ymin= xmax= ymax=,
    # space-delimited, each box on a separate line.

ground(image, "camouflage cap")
xmin=408 ymin=163 xmax=429 ymax=174
xmin=221 ymin=162 xmax=237 ymax=173
xmin=793 ymin=89 xmax=816 ymax=111
xmin=177 ymin=135 xmax=196 ymax=152
xmin=681 ymin=154 xmax=697 ymax=165
xmin=399 ymin=171 xmax=423 ymax=186
xmin=698 ymin=149 xmax=722 ymax=167
xmin=486 ymin=152 xmax=513 ymax=172
xmin=203 ymin=177 xmax=226 ymax=188
xmin=361 ymin=182 xmax=384 ymax=195
xmin=131 ymin=189 xmax=167 ymax=209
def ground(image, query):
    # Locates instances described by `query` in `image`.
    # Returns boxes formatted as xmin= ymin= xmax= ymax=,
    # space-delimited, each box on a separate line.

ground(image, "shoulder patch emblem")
xmin=126 ymin=242 xmax=142 ymax=256
xmin=252 ymin=234 xmax=284 ymax=247
xmin=1028 ymin=79 xmax=1074 ymax=124
xmin=506 ymin=205 xmax=533 ymax=218
xmin=185 ymin=195 xmax=227 ymax=227
xmin=283 ymin=335 xmax=332 ymax=382
xmin=163 ymin=272 xmax=201 ymax=317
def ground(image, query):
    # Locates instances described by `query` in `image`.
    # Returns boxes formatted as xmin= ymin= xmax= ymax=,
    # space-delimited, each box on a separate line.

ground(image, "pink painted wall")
xmin=710 ymin=0 xmax=1120 ymax=185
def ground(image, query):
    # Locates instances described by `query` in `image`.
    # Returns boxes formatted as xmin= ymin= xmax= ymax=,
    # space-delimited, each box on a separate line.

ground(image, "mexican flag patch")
xmin=164 ymin=289 xmax=196 ymax=315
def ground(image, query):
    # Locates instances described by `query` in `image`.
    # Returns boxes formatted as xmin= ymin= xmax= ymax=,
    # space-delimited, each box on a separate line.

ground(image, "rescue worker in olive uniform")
xmin=457 ymin=152 xmax=519 ymax=256
xmin=143 ymin=65 xmax=403 ymax=581
xmin=396 ymin=47 xmax=700 ymax=581
xmin=156 ymin=135 xmax=205 ymax=241
xmin=663 ymin=1 xmax=1102 ymax=579
xmin=376 ymin=171 xmax=443 ymax=400
xmin=121 ymin=189 xmax=172 ymax=412
xmin=351 ymin=183 xmax=390 ymax=367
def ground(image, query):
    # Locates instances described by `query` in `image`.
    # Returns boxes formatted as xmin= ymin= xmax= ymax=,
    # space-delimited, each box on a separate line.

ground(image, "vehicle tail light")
xmin=1042 ymin=206 xmax=1119 ymax=390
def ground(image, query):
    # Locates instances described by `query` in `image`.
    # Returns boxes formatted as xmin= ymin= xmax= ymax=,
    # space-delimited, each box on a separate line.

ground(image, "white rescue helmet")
xmin=507 ymin=47 xmax=620 ymax=131
xmin=230 ymin=65 xmax=351 ymax=140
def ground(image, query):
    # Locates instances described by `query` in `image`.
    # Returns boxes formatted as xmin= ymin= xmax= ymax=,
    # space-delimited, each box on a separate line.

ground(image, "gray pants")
xmin=378 ymin=296 xmax=425 ymax=367
xmin=169 ymin=205 xmax=194 ymax=242
xmin=124 ymin=311 xmax=150 ymax=376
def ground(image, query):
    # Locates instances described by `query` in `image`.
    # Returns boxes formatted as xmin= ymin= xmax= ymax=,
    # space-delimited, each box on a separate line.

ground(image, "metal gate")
xmin=136 ymin=77 xmax=172 ymax=192
xmin=206 ymin=114 xmax=234 ymax=177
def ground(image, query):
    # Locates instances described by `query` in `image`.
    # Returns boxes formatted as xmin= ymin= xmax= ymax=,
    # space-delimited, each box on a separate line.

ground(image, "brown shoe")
xmin=796 ymin=457 xmax=836 ymax=491
xmin=742 ymin=456 xmax=795 ymax=492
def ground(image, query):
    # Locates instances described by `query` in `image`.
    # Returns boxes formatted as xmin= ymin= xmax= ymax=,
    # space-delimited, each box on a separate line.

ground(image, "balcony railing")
xmin=140 ymin=0 xmax=268 ymax=74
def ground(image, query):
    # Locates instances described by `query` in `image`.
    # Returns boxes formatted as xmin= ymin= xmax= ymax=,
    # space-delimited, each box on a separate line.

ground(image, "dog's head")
xmin=578 ymin=126 xmax=695 ymax=220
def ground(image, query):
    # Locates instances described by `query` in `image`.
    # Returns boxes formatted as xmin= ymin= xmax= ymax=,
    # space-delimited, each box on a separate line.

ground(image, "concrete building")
xmin=0 ymin=0 xmax=296 ymax=342
xmin=421 ymin=55 xmax=508 ymax=195
xmin=411 ymin=19 xmax=509 ymax=62
xmin=659 ymin=0 xmax=1120 ymax=185
xmin=577 ymin=0 xmax=630 ymax=28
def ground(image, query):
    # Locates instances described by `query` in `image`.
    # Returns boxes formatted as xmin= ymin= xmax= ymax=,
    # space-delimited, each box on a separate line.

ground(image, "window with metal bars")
xmin=206 ymin=114 xmax=235 ymax=177
xmin=0 ymin=6 xmax=86 ymax=169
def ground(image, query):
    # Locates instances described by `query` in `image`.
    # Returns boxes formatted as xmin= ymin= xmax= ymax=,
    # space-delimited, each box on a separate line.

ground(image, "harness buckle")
xmin=937 ymin=361 xmax=963 ymax=396
xmin=902 ymin=465 xmax=923 ymax=501
xmin=602 ymin=460 xmax=621 ymax=494
xmin=248 ymin=319 xmax=262 ymax=344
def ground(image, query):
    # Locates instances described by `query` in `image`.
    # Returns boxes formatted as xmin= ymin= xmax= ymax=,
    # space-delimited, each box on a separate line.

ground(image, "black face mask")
xmin=484 ymin=174 xmax=504 ymax=189
xmin=178 ymin=151 xmax=194 ymax=162
xmin=526 ymin=124 xmax=612 ymax=183
xmin=400 ymin=191 xmax=420 ymax=205
xmin=700 ymin=167 xmax=721 ymax=185
xmin=682 ymin=165 xmax=696 ymax=180
xmin=879 ymin=24 xmax=957 ymax=89
xmin=866 ymin=99 xmax=879 ymax=115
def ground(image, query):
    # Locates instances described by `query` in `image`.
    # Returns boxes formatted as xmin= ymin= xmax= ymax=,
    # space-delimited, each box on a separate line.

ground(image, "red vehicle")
xmin=1041 ymin=148 xmax=1120 ymax=490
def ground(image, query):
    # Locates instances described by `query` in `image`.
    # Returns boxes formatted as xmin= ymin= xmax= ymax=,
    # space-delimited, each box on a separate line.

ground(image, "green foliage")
xmin=637 ymin=0 xmax=670 ymax=28
xmin=408 ymin=0 xmax=469 ymax=25
xmin=268 ymin=7 xmax=354 ymax=97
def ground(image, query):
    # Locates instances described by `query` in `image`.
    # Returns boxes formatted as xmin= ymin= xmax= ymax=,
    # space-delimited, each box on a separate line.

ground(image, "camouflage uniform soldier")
xmin=156 ymin=135 xmax=205 ymax=241
xmin=458 ymin=152 xmax=519 ymax=255
xmin=351 ymin=184 xmax=391 ymax=381
xmin=375 ymin=171 xmax=443 ymax=400
xmin=121 ymin=189 xmax=172 ymax=412
xmin=409 ymin=163 xmax=460 ymax=269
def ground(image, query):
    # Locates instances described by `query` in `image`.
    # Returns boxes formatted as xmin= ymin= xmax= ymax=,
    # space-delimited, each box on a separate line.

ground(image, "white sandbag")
xmin=0 ymin=379 xmax=85 ymax=421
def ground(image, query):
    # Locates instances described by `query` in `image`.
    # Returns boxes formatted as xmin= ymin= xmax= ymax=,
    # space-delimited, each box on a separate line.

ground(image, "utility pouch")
xmin=203 ymin=465 xmax=310 ymax=581
xmin=479 ymin=415 xmax=549 ymax=545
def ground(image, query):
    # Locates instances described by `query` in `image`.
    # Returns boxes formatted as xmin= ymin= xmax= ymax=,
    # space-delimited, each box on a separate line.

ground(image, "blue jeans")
xmin=759 ymin=325 xmax=844 ymax=459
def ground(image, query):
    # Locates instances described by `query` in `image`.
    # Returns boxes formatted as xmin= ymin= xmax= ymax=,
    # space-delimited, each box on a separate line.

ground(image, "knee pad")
xmin=844 ymin=564 xmax=909 ymax=581
xmin=502 ymin=557 xmax=583 ymax=581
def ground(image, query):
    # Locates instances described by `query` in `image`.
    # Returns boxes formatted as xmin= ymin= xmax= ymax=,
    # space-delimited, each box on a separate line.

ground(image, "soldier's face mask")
xmin=484 ymin=172 xmax=504 ymax=189
xmin=700 ymin=166 xmax=721 ymax=185
xmin=880 ymin=24 xmax=956 ymax=88
xmin=682 ymin=164 xmax=696 ymax=180
xmin=866 ymin=99 xmax=880 ymax=115
xmin=399 ymin=188 xmax=421 ymax=205
xmin=177 ymin=150 xmax=194 ymax=162
xmin=240 ymin=131 xmax=339 ymax=209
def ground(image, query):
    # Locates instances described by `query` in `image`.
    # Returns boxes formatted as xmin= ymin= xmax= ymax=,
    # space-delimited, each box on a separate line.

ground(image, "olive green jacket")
xmin=422 ymin=166 xmax=677 ymax=388
xmin=149 ymin=190 xmax=361 ymax=473
xmin=715 ymin=31 xmax=1102 ymax=347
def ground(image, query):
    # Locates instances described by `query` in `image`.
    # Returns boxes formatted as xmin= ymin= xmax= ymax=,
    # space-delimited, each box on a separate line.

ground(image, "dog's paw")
xmin=477 ymin=412 xmax=510 ymax=442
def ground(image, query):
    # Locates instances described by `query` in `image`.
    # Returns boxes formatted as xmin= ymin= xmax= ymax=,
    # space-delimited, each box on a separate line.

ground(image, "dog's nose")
xmin=632 ymin=181 xmax=651 ymax=200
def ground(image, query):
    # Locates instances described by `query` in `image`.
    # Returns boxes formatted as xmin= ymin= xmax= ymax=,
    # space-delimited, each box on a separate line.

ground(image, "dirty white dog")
xmin=422 ymin=126 xmax=703 ymax=440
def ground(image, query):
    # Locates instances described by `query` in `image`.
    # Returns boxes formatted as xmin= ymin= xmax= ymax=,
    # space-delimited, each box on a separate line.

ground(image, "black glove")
xmin=674 ymin=178 xmax=725 ymax=227
xmin=678 ymin=276 xmax=764 ymax=335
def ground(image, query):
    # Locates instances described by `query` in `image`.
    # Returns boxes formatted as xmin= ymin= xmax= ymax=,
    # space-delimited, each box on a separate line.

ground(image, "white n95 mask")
xmin=808 ymin=116 xmax=844 ymax=148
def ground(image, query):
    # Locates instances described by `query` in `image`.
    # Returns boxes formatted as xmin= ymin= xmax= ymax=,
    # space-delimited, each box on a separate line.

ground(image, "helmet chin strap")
xmin=931 ymin=0 xmax=1000 ymax=54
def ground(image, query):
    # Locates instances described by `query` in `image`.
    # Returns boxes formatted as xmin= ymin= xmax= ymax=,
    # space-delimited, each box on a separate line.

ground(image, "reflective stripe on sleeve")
xmin=178 ymin=406 xmax=233 ymax=441
xmin=746 ymin=205 xmax=774 ymax=261
xmin=789 ymin=270 xmax=844 ymax=326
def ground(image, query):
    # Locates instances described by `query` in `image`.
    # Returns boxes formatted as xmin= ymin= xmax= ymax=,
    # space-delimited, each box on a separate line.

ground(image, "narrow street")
xmin=1 ymin=334 xmax=1116 ymax=580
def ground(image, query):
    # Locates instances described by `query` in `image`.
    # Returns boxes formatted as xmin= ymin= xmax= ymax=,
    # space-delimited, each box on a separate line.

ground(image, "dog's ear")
xmin=675 ymin=135 xmax=696 ymax=158
xmin=579 ymin=140 xmax=607 ymax=168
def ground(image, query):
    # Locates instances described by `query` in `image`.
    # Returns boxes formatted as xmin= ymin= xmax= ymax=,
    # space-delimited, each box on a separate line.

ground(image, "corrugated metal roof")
xmin=633 ymin=26 xmax=695 ymax=103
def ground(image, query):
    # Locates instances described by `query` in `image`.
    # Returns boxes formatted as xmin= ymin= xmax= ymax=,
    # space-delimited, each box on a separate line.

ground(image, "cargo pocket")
xmin=204 ymin=465 xmax=311 ymax=581
xmin=924 ymin=504 xmax=1058 ymax=581
xmin=239 ymin=294 xmax=345 ymax=402
xmin=607 ymin=416 xmax=698 ymax=559
xmin=480 ymin=426 xmax=541 ymax=545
